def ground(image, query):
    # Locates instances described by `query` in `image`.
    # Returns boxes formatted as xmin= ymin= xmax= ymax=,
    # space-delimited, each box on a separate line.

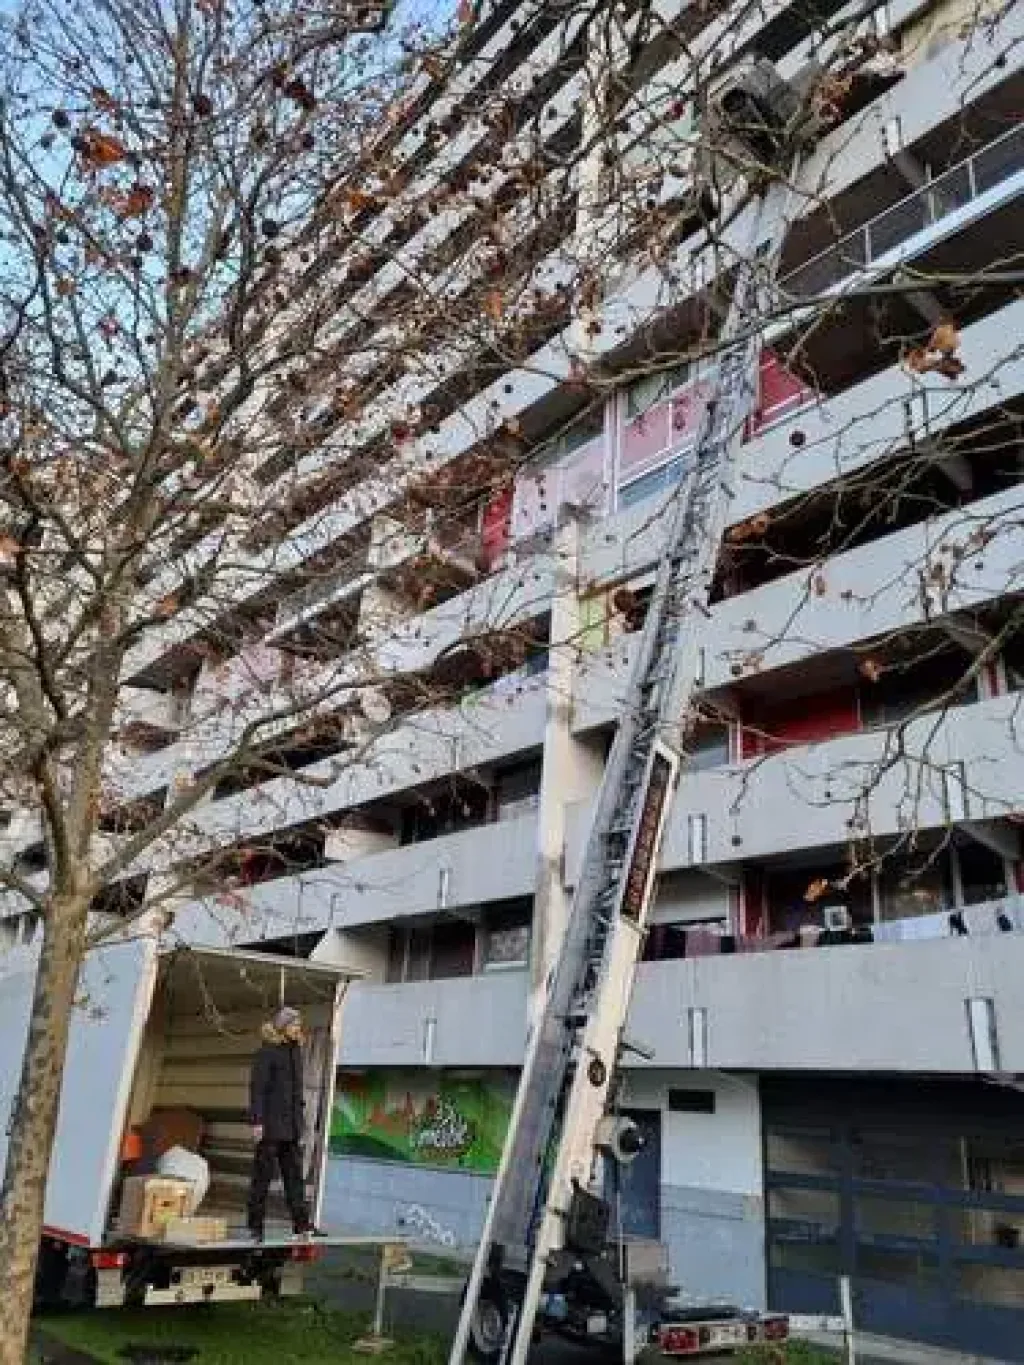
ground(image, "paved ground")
xmin=34 ymin=1248 xmax=996 ymax=1365
xmin=309 ymin=1249 xmax=823 ymax=1363
xmin=308 ymin=1249 xmax=998 ymax=1365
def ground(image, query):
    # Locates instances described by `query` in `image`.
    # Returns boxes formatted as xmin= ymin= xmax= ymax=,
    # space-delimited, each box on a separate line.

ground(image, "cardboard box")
xmin=162 ymin=1215 xmax=229 ymax=1245
xmin=118 ymin=1176 xmax=193 ymax=1240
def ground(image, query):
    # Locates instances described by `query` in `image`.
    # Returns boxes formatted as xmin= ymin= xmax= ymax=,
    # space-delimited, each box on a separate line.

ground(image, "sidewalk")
xmin=803 ymin=1330 xmax=1013 ymax=1365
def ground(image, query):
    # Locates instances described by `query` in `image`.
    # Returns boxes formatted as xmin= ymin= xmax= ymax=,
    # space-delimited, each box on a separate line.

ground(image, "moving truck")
xmin=0 ymin=933 xmax=360 ymax=1308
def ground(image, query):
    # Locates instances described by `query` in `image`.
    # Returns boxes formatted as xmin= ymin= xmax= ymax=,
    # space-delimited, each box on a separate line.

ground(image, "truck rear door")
xmin=0 ymin=936 xmax=158 ymax=1248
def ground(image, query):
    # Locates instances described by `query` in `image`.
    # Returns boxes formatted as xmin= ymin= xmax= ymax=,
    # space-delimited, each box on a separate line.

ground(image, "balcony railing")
xmin=273 ymin=567 xmax=373 ymax=633
xmin=645 ymin=893 xmax=1024 ymax=964
xmin=783 ymin=123 xmax=1024 ymax=300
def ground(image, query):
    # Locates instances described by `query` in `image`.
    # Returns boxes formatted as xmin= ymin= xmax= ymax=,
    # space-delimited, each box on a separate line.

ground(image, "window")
xmin=768 ymin=1186 xmax=841 ymax=1236
xmin=957 ymin=840 xmax=1008 ymax=906
xmin=430 ymin=921 xmax=476 ymax=978
xmin=1002 ymin=630 xmax=1024 ymax=691
xmin=668 ymin=1088 xmax=716 ymax=1114
xmin=495 ymin=759 xmax=542 ymax=820
xmin=386 ymin=920 xmax=475 ymax=983
xmin=618 ymin=357 xmax=714 ymax=497
xmin=851 ymin=1130 xmax=940 ymax=1182
xmin=617 ymin=455 xmax=689 ymax=510
xmin=625 ymin=368 xmax=687 ymax=421
xmin=766 ymin=863 xmax=872 ymax=934
xmin=481 ymin=901 xmax=531 ymax=971
xmin=684 ymin=721 xmax=730 ymax=771
xmin=741 ymin=689 xmax=860 ymax=758
xmin=954 ymin=1263 xmax=1024 ymax=1307
xmin=556 ymin=408 xmax=604 ymax=459
xmin=858 ymin=1246 xmax=940 ymax=1288
xmin=399 ymin=782 xmax=490 ymax=844
xmin=766 ymin=1128 xmax=840 ymax=1177
xmin=957 ymin=1137 xmax=1024 ymax=1248
xmin=769 ymin=1240 xmax=841 ymax=1277
xmin=404 ymin=926 xmax=432 ymax=982
xmin=855 ymin=1195 xmax=935 ymax=1241
xmin=877 ymin=850 xmax=954 ymax=921
xmin=860 ymin=648 xmax=978 ymax=727
xmin=511 ymin=409 xmax=607 ymax=543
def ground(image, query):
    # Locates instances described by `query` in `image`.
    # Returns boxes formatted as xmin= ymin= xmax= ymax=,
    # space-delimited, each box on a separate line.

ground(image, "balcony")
xmin=174 ymin=812 xmax=539 ymax=945
xmin=563 ymin=693 xmax=1024 ymax=877
xmin=576 ymin=287 xmax=1024 ymax=598
xmin=114 ymin=686 xmax=186 ymax=742
xmin=783 ymin=125 xmax=1024 ymax=302
xmin=336 ymin=903 xmax=1024 ymax=1075
xmin=573 ymin=477 xmax=1023 ymax=736
xmin=161 ymin=673 xmax=549 ymax=859
xmin=271 ymin=567 xmax=374 ymax=643
xmin=338 ymin=969 xmax=529 ymax=1068
xmin=703 ymin=484 xmax=1024 ymax=689
xmin=628 ymin=909 xmax=1024 ymax=1073
xmin=667 ymin=693 xmax=1023 ymax=867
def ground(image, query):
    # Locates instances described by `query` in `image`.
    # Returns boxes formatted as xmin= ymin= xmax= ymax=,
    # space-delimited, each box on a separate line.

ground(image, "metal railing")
xmin=783 ymin=123 xmax=1024 ymax=300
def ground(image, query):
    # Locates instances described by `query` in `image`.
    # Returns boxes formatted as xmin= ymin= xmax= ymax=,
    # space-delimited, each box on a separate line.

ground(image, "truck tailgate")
xmin=149 ymin=1234 xmax=405 ymax=1254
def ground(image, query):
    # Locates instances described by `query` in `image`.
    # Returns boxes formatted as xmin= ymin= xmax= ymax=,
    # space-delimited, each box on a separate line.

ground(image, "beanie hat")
xmin=274 ymin=1006 xmax=301 ymax=1031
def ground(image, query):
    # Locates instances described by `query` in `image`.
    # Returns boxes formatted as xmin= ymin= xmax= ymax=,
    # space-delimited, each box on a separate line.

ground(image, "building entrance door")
xmin=763 ymin=1078 xmax=1024 ymax=1362
xmin=607 ymin=1108 xmax=661 ymax=1240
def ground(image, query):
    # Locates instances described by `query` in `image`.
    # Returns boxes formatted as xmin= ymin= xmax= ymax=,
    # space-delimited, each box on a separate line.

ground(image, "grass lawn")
xmin=736 ymin=1343 xmax=840 ymax=1364
xmin=38 ymin=1299 xmax=446 ymax=1365
xmin=405 ymin=1252 xmax=466 ymax=1278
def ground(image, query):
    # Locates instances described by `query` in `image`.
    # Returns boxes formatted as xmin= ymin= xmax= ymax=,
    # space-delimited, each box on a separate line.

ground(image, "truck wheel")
xmin=465 ymin=1278 xmax=511 ymax=1362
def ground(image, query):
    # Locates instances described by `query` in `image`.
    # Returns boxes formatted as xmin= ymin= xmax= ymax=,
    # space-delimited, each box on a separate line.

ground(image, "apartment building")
xmin=3 ymin=0 xmax=1022 ymax=1356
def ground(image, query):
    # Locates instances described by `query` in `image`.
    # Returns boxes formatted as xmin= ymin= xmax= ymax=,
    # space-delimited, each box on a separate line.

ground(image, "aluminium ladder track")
xmin=450 ymin=173 xmax=797 ymax=1365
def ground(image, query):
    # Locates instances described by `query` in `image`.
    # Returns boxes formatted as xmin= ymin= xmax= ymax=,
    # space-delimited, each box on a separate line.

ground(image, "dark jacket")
xmin=249 ymin=1024 xmax=305 ymax=1143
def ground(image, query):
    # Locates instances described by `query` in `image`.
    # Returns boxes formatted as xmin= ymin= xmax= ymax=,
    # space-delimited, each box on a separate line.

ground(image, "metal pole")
xmin=371 ymin=1247 xmax=388 ymax=1339
xmin=623 ymin=1287 xmax=637 ymax=1365
xmin=839 ymin=1274 xmax=857 ymax=1365
xmin=354 ymin=1246 xmax=394 ymax=1354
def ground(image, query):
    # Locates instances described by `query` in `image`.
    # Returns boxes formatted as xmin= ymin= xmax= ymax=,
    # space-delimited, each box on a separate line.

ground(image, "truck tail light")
xmin=764 ymin=1316 xmax=789 ymax=1341
xmin=659 ymin=1326 xmax=699 ymax=1353
xmin=290 ymin=1244 xmax=321 ymax=1264
xmin=91 ymin=1251 xmax=128 ymax=1270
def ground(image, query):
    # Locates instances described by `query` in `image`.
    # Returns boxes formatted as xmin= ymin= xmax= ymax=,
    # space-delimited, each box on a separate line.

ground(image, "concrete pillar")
xmin=312 ymin=925 xmax=389 ymax=982
xmin=529 ymin=517 xmax=605 ymax=1019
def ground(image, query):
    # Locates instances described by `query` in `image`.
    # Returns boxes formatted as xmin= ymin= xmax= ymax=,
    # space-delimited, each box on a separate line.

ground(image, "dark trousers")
xmin=247 ymin=1138 xmax=310 ymax=1233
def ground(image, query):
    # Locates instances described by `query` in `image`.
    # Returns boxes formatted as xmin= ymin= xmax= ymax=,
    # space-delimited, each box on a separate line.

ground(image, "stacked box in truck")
xmin=0 ymin=933 xmax=389 ymax=1308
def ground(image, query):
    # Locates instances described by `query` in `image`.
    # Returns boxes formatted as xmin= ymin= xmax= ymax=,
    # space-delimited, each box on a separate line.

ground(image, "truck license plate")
xmin=182 ymin=1266 xmax=231 ymax=1288
xmin=709 ymin=1323 xmax=747 ymax=1347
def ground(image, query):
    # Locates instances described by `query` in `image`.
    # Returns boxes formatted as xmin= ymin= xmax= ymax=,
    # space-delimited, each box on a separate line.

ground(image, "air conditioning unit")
xmin=823 ymin=904 xmax=852 ymax=932
xmin=706 ymin=57 xmax=809 ymax=169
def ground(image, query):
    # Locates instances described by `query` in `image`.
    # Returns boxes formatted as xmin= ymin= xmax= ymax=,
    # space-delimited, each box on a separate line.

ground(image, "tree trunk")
xmin=0 ymin=896 xmax=90 ymax=1365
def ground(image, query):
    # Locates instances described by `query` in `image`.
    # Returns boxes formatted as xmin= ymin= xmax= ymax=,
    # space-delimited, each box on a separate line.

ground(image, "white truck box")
xmin=0 ymin=934 xmax=383 ymax=1307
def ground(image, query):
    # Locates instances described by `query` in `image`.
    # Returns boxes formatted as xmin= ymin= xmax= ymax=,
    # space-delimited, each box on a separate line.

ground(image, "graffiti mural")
xmin=330 ymin=1069 xmax=515 ymax=1174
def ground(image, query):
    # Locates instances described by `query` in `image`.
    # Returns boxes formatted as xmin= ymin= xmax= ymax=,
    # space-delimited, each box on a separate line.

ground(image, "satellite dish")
xmin=358 ymin=687 xmax=392 ymax=724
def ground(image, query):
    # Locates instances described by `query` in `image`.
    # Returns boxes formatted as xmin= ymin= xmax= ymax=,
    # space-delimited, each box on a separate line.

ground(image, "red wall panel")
xmin=741 ymin=687 xmax=860 ymax=758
